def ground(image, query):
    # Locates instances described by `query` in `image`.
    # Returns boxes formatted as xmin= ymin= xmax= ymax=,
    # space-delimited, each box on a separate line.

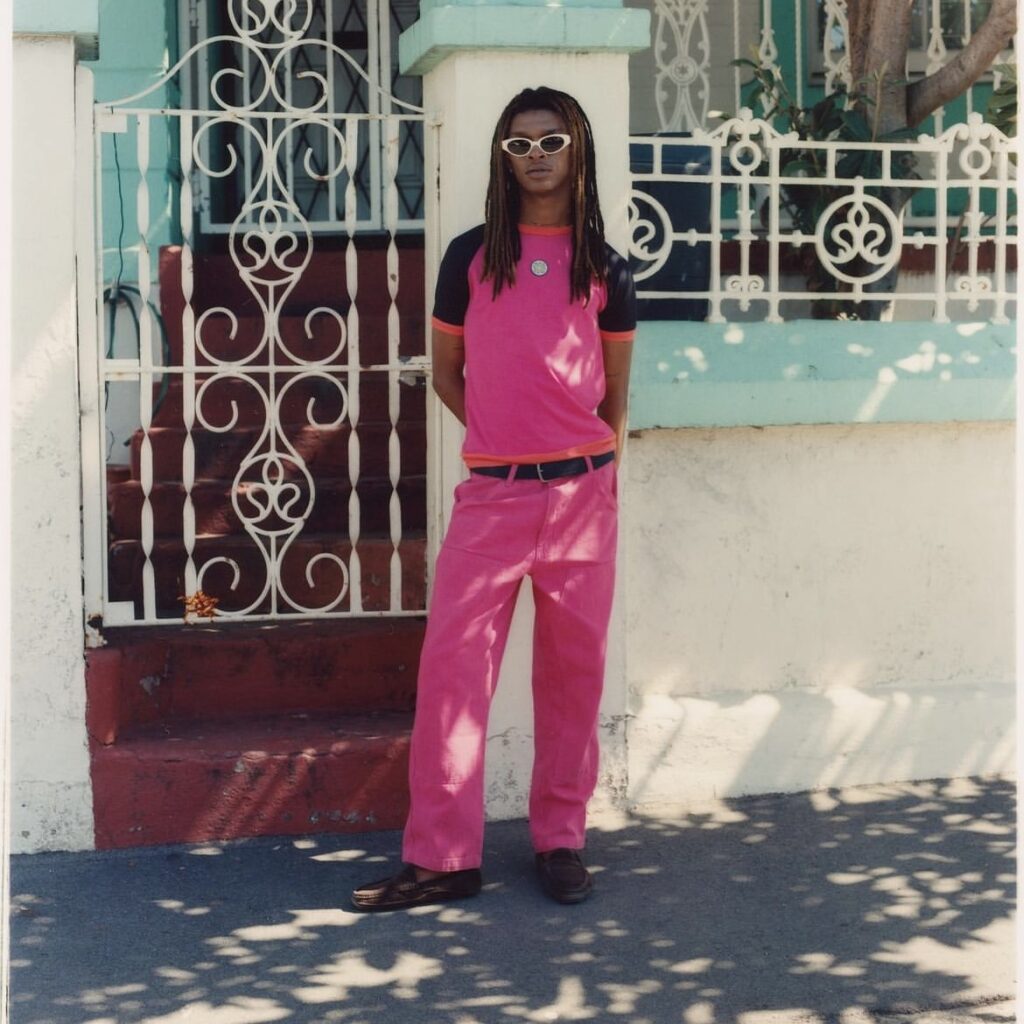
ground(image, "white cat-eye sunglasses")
xmin=500 ymin=134 xmax=572 ymax=158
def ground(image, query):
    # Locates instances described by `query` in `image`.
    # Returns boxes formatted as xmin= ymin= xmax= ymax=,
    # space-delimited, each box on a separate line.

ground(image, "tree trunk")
xmin=847 ymin=0 xmax=1016 ymax=134
xmin=847 ymin=0 xmax=916 ymax=135
xmin=907 ymin=0 xmax=1018 ymax=127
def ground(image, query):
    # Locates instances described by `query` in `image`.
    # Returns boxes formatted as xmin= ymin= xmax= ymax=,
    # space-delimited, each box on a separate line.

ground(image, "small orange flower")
xmin=179 ymin=591 xmax=219 ymax=621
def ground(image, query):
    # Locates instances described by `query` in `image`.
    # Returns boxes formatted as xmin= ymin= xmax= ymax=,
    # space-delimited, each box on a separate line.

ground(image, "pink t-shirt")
xmin=431 ymin=224 xmax=636 ymax=467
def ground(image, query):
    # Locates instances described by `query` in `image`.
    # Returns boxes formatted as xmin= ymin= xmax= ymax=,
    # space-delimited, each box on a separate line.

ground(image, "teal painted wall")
xmin=14 ymin=0 xmax=98 ymax=34
xmin=14 ymin=0 xmax=99 ymax=55
xmin=630 ymin=320 xmax=1015 ymax=429
xmin=87 ymin=0 xmax=179 ymax=284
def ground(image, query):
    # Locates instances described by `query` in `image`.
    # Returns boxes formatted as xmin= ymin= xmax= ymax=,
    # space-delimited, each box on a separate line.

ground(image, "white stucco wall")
xmin=623 ymin=420 xmax=1015 ymax=807
xmin=422 ymin=51 xmax=635 ymax=821
xmin=11 ymin=36 xmax=93 ymax=852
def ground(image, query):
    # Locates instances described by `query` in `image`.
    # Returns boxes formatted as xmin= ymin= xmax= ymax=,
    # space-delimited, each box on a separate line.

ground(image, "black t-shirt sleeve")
xmin=598 ymin=244 xmax=637 ymax=339
xmin=432 ymin=225 xmax=485 ymax=333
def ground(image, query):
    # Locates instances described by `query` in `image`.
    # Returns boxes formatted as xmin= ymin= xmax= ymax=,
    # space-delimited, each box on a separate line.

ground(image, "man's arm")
xmin=597 ymin=339 xmax=633 ymax=466
xmin=431 ymin=326 xmax=467 ymax=426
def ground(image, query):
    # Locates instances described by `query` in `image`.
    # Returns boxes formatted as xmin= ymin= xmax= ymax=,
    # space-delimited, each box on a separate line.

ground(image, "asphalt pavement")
xmin=8 ymin=776 xmax=1016 ymax=1024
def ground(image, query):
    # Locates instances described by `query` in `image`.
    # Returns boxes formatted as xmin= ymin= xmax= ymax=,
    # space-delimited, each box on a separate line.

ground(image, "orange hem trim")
xmin=600 ymin=329 xmax=636 ymax=342
xmin=518 ymin=223 xmax=572 ymax=236
xmin=463 ymin=436 xmax=616 ymax=468
xmin=431 ymin=316 xmax=465 ymax=336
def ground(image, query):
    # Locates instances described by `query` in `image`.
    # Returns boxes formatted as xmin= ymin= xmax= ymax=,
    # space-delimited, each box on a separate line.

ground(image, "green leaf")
xmin=840 ymin=110 xmax=872 ymax=141
xmin=987 ymin=92 xmax=1017 ymax=110
xmin=782 ymin=159 xmax=819 ymax=178
xmin=809 ymin=95 xmax=843 ymax=138
xmin=836 ymin=151 xmax=868 ymax=177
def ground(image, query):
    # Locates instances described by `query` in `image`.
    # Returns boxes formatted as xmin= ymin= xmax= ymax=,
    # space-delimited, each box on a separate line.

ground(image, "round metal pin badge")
xmin=530 ymin=259 xmax=549 ymax=277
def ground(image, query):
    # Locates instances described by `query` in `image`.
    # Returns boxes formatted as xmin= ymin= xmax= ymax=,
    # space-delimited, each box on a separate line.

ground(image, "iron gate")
xmin=80 ymin=0 xmax=436 ymax=629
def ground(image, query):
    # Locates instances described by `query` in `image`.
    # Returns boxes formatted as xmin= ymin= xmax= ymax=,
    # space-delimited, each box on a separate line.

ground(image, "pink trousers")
xmin=401 ymin=461 xmax=619 ymax=871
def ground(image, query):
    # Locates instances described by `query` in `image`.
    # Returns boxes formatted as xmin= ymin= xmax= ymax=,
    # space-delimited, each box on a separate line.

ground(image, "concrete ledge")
xmin=399 ymin=6 xmax=650 ymax=75
xmin=630 ymin=320 xmax=1016 ymax=428
xmin=14 ymin=0 xmax=98 ymax=59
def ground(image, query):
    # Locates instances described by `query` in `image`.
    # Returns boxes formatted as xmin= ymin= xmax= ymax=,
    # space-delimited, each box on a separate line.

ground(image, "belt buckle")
xmin=535 ymin=461 xmax=549 ymax=482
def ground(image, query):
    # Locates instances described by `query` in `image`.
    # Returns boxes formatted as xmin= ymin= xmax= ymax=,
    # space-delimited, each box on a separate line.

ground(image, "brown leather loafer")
xmin=535 ymin=848 xmax=593 ymax=904
xmin=351 ymin=865 xmax=483 ymax=912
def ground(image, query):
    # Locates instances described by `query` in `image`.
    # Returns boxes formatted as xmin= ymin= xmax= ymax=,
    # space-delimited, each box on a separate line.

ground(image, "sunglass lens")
xmin=539 ymin=136 xmax=567 ymax=153
xmin=505 ymin=139 xmax=532 ymax=156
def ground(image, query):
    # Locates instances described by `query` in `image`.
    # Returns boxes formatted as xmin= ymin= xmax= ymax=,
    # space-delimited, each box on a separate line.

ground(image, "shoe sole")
xmin=538 ymin=874 xmax=593 ymax=904
xmin=351 ymin=889 xmax=480 ymax=912
xmin=542 ymin=885 xmax=592 ymax=905
xmin=351 ymin=879 xmax=482 ymax=913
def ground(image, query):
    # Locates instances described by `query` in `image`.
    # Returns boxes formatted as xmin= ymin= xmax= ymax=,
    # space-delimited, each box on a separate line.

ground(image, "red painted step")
xmin=128 ymin=421 xmax=427 ymax=483
xmin=107 ymin=474 xmax=427 ymax=539
xmin=158 ymin=243 xmax=427 ymax=367
xmin=90 ymin=710 xmax=413 ymax=848
xmin=86 ymin=619 xmax=423 ymax=742
xmin=148 ymin=372 xmax=426 ymax=431
xmin=107 ymin=533 xmax=427 ymax=617
xmin=180 ymin=312 xmax=426 ymax=369
xmin=86 ymin=618 xmax=425 ymax=848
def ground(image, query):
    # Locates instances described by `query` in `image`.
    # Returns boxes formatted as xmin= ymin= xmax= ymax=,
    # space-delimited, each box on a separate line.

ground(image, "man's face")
xmin=504 ymin=109 xmax=574 ymax=204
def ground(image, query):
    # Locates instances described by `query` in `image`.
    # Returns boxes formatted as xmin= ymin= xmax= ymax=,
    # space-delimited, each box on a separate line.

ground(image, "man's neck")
xmin=517 ymin=193 xmax=571 ymax=227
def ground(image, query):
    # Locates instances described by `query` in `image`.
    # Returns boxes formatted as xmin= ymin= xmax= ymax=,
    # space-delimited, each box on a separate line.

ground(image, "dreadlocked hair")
xmin=482 ymin=86 xmax=607 ymax=303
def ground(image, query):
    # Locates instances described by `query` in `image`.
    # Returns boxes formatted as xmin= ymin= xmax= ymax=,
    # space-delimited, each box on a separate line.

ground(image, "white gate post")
xmin=11 ymin=24 xmax=97 ymax=852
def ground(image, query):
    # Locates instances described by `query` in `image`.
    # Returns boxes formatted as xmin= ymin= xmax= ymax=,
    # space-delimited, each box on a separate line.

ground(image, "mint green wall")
xmin=14 ymin=0 xmax=99 ymax=56
xmin=630 ymin=320 xmax=1015 ymax=429
xmin=400 ymin=4 xmax=649 ymax=74
xmin=86 ymin=0 xmax=179 ymax=284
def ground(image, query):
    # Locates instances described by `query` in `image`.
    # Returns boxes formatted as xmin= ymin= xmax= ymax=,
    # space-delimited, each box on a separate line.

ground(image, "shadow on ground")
xmin=9 ymin=776 xmax=1015 ymax=1024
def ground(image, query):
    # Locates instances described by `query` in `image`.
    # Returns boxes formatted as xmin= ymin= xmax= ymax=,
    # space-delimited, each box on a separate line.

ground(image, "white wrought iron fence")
xmin=82 ymin=0 xmax=435 ymax=628
xmin=628 ymin=110 xmax=1018 ymax=323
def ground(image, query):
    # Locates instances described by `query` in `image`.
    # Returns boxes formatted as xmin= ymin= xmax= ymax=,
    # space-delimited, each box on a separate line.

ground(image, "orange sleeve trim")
xmin=463 ymin=435 xmax=616 ymax=468
xmin=431 ymin=316 xmax=465 ymax=336
xmin=600 ymin=329 xmax=636 ymax=343
xmin=518 ymin=223 xmax=573 ymax=236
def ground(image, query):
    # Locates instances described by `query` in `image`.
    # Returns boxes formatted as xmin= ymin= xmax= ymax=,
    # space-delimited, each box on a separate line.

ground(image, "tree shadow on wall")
xmin=9 ymin=776 xmax=1015 ymax=1023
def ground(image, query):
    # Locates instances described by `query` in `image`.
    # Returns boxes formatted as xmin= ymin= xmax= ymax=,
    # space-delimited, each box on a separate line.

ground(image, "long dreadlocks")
xmin=482 ymin=87 xmax=607 ymax=303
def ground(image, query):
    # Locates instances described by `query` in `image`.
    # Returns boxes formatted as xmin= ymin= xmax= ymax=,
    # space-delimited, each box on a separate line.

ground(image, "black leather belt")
xmin=471 ymin=450 xmax=615 ymax=482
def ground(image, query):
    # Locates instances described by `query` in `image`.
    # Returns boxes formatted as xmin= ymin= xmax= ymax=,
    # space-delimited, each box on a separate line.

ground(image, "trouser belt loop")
xmin=584 ymin=455 xmax=594 ymax=472
xmin=505 ymin=463 xmax=518 ymax=484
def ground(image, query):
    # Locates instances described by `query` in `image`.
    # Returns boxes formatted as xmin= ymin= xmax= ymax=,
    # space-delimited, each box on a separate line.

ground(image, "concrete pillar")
xmin=399 ymin=5 xmax=649 ymax=822
xmin=11 ymin=21 xmax=97 ymax=850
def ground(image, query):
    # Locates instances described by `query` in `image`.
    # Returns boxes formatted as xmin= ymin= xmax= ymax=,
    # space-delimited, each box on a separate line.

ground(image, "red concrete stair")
xmin=86 ymin=619 xmax=425 ymax=848
xmin=107 ymin=534 xmax=427 ymax=617
xmin=127 ymin=421 xmax=427 ymax=483
xmin=90 ymin=712 xmax=413 ymax=848
xmin=158 ymin=242 xmax=427 ymax=368
xmin=106 ymin=245 xmax=430 ymax=621
xmin=89 ymin=240 xmax=430 ymax=850
xmin=182 ymin=312 xmax=426 ymax=369
xmin=147 ymin=373 xmax=426 ymax=431
xmin=107 ymin=475 xmax=427 ymax=539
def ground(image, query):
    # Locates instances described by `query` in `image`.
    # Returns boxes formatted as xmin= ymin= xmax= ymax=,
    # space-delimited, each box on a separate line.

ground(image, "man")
xmin=352 ymin=86 xmax=636 ymax=911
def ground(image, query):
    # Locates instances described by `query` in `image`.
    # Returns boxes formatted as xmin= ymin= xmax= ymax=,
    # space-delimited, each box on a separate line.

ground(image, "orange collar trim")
xmin=518 ymin=223 xmax=572 ymax=236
